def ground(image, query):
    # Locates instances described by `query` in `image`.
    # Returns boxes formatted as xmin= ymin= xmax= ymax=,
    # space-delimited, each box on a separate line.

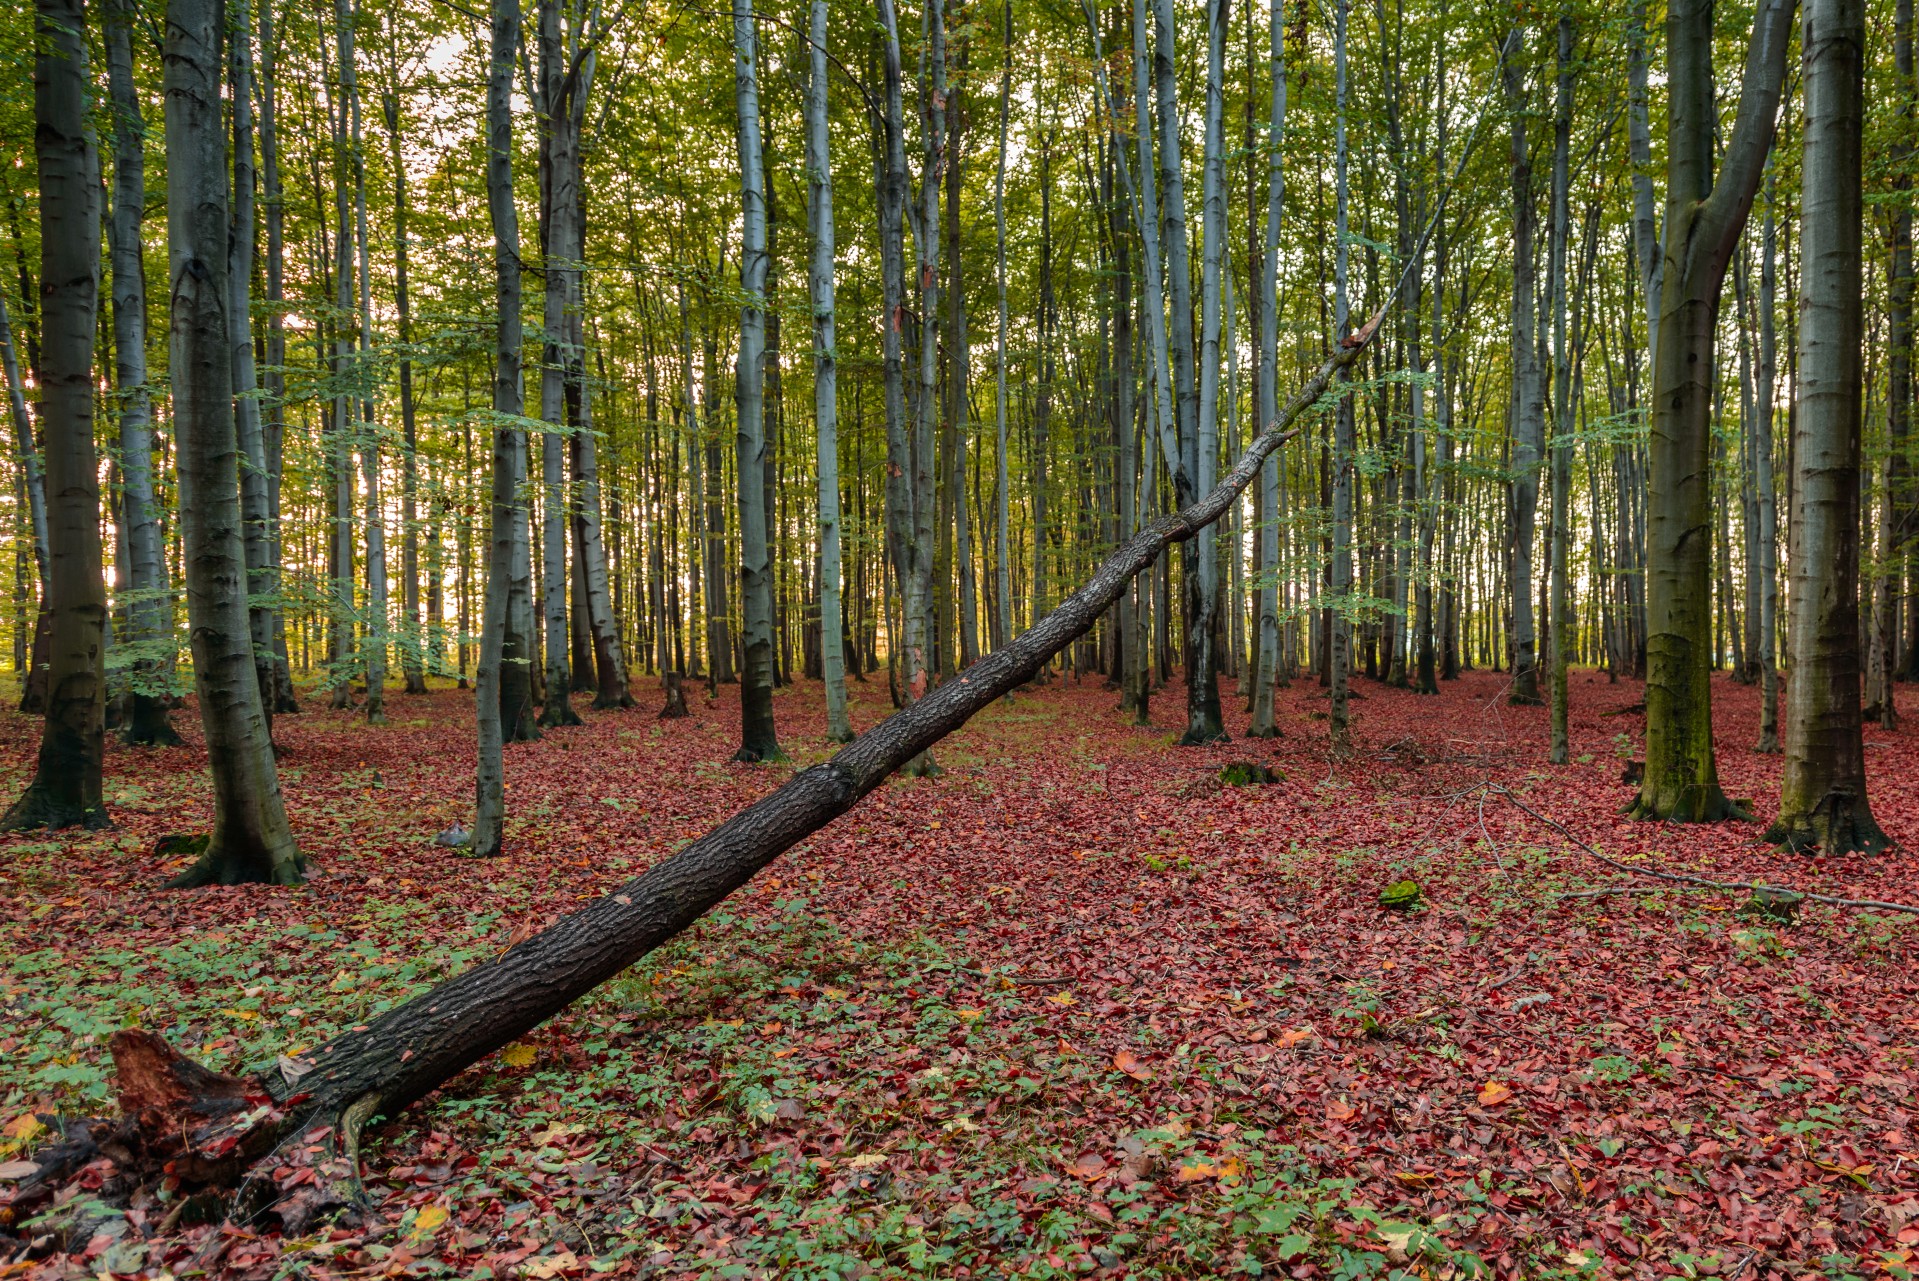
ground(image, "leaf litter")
xmin=0 ymin=669 xmax=1915 ymax=1278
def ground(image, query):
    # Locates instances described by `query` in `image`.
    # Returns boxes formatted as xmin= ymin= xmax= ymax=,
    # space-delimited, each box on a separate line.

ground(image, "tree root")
xmin=0 ymin=783 xmax=111 ymax=833
xmin=1762 ymin=788 xmax=1893 ymax=856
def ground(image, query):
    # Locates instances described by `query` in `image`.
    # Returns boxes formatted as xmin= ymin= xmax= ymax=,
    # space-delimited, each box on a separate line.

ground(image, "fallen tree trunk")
xmin=16 ymin=327 xmax=1379 ymax=1229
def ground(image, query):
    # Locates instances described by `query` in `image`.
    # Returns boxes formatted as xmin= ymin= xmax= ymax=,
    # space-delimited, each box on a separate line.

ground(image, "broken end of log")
xmin=106 ymin=1030 xmax=287 ymax=1183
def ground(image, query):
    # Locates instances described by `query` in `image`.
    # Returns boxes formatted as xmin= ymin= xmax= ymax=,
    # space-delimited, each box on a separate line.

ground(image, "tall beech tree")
xmin=162 ymin=0 xmax=303 ymax=886
xmin=806 ymin=0 xmax=852 ymax=745
xmin=1630 ymin=0 xmax=1795 ymax=822
xmin=1770 ymin=0 xmax=1889 ymax=854
xmin=3 ymin=0 xmax=107 ymax=832
xmin=104 ymin=0 xmax=176 ymax=749
xmin=472 ymin=0 xmax=534 ymax=860
xmin=731 ymin=0 xmax=781 ymax=762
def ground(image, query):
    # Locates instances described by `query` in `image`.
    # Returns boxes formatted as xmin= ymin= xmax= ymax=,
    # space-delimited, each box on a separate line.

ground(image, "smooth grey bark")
xmin=228 ymin=0 xmax=278 ymax=737
xmin=573 ymin=392 xmax=632 ymax=707
xmin=344 ymin=0 xmax=385 ymax=724
xmin=105 ymin=0 xmax=177 ymax=747
xmin=1632 ymin=0 xmax=1794 ymax=822
xmin=1547 ymin=13 xmax=1573 ymax=763
xmin=699 ymin=304 xmax=733 ymax=686
xmin=878 ymin=0 xmax=913 ymax=665
xmin=1327 ymin=0 xmax=1353 ymax=749
xmin=944 ymin=57 xmax=977 ymax=673
xmin=328 ymin=0 xmax=357 ymax=710
xmin=0 ymin=294 xmax=47 ymax=599
xmin=731 ymin=0 xmax=780 ymax=762
xmin=1770 ymin=0 xmax=1887 ymax=854
xmin=910 ymin=0 xmax=945 ymax=710
xmin=1754 ymin=186 xmax=1782 ymax=753
xmin=806 ymin=0 xmax=851 ymax=743
xmin=163 ymin=0 xmax=302 ymax=886
xmin=552 ymin=17 xmax=629 ymax=713
xmin=473 ymin=0 xmax=536 ymax=860
xmin=1181 ymin=0 xmax=1229 ymax=744
xmin=1243 ymin=0 xmax=1289 ymax=736
xmin=1875 ymin=0 xmax=1914 ymax=713
xmin=258 ymin=0 xmax=297 ymax=714
xmin=382 ymin=88 xmax=427 ymax=696
xmin=1503 ymin=26 xmax=1543 ymax=707
xmin=1626 ymin=0 xmax=1661 ymax=371
xmin=535 ymin=0 xmax=579 ymax=728
xmin=992 ymin=0 xmax=1012 ymax=652
xmin=3 ymin=0 xmax=108 ymax=831
xmin=1032 ymin=126 xmax=1052 ymax=657
xmin=1150 ymin=0 xmax=1214 ymax=741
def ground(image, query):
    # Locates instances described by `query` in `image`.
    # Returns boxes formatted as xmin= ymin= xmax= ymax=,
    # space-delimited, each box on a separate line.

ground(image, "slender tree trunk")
xmin=1178 ymin=0 xmax=1230 ymax=744
xmin=1770 ymin=0 xmax=1887 ymax=854
xmin=1547 ymin=13 xmax=1573 ymax=762
xmin=912 ymin=0 xmax=945 ymax=709
xmin=535 ymin=0 xmax=579 ymax=727
xmin=731 ymin=0 xmax=780 ymax=762
xmin=164 ymin=0 xmax=303 ymax=886
xmin=1755 ymin=187 xmax=1782 ymax=752
xmin=105 ymin=0 xmax=178 ymax=747
xmin=808 ymin=0 xmax=852 ymax=743
xmin=258 ymin=0 xmax=297 ymax=714
xmin=1633 ymin=0 xmax=1794 ymax=821
xmin=229 ymin=0 xmax=278 ymax=738
xmin=992 ymin=0 xmax=1012 ymax=654
xmin=1327 ymin=0 xmax=1353 ymax=750
xmin=1884 ymin=0 xmax=1915 ymax=702
xmin=473 ymin=0 xmax=535 ymax=860
xmin=328 ymin=0 xmax=357 ymax=711
xmin=384 ymin=90 xmax=427 ymax=696
xmin=945 ymin=52 xmax=978 ymax=672
xmin=1503 ymin=28 xmax=1543 ymax=707
xmin=3 ymin=0 xmax=108 ymax=831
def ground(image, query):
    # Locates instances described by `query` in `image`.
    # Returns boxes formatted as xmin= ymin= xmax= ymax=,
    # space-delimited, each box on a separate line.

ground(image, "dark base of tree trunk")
xmin=162 ymin=833 xmax=305 ymax=888
xmin=1763 ymin=791 xmax=1893 ymax=856
xmin=898 ymin=752 xmax=941 ymax=777
xmin=120 ymin=695 xmax=183 ymax=747
xmin=404 ymin=672 xmax=429 ymax=695
xmin=1626 ymin=782 xmax=1750 ymax=824
xmin=658 ymin=673 xmax=689 ymax=719
xmin=1753 ymin=730 xmax=1781 ymax=754
xmin=1244 ymin=723 xmax=1282 ymax=740
xmin=330 ymin=684 xmax=353 ymax=710
xmin=365 ymin=700 xmax=387 ymax=725
xmin=538 ymin=695 xmax=584 ymax=728
xmin=2 ymin=781 xmax=111 ymax=832
xmin=594 ymin=687 xmax=636 ymax=711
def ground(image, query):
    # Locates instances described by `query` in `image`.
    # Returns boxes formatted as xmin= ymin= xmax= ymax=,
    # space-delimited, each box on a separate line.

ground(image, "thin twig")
xmin=1551 ymin=885 xmax=1711 ymax=900
xmin=1489 ymin=786 xmax=1919 ymax=917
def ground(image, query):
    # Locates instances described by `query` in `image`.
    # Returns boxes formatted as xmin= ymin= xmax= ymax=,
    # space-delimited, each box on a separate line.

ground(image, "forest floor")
xmin=2 ymin=665 xmax=1917 ymax=1280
